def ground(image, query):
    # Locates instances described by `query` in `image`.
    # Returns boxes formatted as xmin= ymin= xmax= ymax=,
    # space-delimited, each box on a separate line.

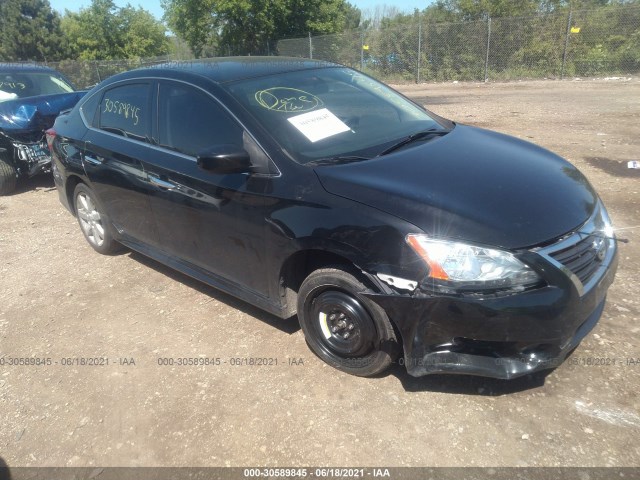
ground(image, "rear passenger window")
xmin=98 ymin=83 xmax=149 ymax=141
xmin=158 ymin=83 xmax=243 ymax=157
xmin=80 ymin=91 xmax=101 ymax=127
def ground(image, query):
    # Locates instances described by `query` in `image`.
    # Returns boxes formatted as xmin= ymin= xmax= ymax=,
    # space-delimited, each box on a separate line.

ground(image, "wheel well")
xmin=280 ymin=249 xmax=405 ymax=356
xmin=0 ymin=139 xmax=16 ymax=166
xmin=0 ymin=142 xmax=10 ymax=162
xmin=65 ymin=175 xmax=83 ymax=215
xmin=279 ymin=250 xmax=376 ymax=318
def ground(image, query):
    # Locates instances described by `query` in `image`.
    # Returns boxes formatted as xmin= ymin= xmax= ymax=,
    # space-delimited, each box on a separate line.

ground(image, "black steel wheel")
xmin=73 ymin=183 xmax=121 ymax=255
xmin=0 ymin=156 xmax=17 ymax=196
xmin=297 ymin=267 xmax=399 ymax=377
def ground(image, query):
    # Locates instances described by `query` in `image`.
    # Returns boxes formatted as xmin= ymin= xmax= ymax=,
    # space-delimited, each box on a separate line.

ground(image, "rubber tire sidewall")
xmin=73 ymin=183 xmax=120 ymax=255
xmin=297 ymin=267 xmax=399 ymax=377
xmin=0 ymin=156 xmax=17 ymax=196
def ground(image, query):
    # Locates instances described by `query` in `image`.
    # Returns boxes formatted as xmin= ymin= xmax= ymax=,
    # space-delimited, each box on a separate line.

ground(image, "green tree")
xmin=162 ymin=0 xmax=361 ymax=57
xmin=160 ymin=0 xmax=218 ymax=58
xmin=344 ymin=2 xmax=361 ymax=29
xmin=427 ymin=0 xmax=638 ymax=18
xmin=118 ymin=6 xmax=170 ymax=58
xmin=214 ymin=0 xmax=289 ymax=55
xmin=0 ymin=0 xmax=67 ymax=61
xmin=62 ymin=0 xmax=170 ymax=60
xmin=434 ymin=0 xmax=541 ymax=20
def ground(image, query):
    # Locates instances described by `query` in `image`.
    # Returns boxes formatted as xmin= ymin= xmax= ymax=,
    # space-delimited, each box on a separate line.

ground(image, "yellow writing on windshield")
xmin=255 ymin=88 xmax=323 ymax=113
xmin=103 ymin=98 xmax=141 ymax=125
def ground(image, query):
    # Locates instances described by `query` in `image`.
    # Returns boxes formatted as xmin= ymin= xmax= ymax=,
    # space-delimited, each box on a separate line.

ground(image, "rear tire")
xmin=297 ymin=266 xmax=399 ymax=377
xmin=73 ymin=183 xmax=121 ymax=255
xmin=0 ymin=157 xmax=17 ymax=196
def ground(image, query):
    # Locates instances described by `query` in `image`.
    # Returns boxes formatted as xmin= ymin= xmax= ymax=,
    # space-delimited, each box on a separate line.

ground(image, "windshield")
xmin=0 ymin=71 xmax=74 ymax=102
xmin=225 ymin=68 xmax=446 ymax=164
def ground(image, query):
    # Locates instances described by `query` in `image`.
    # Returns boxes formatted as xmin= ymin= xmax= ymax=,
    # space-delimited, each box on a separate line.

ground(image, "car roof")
xmin=0 ymin=63 xmax=62 ymax=75
xmin=116 ymin=57 xmax=341 ymax=84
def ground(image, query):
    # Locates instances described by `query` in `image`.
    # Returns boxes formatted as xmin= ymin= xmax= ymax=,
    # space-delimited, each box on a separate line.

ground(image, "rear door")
xmin=81 ymin=81 xmax=160 ymax=248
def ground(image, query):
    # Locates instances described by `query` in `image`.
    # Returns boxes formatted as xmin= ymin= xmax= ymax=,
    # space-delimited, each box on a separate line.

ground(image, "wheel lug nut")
xmin=348 ymin=324 xmax=354 ymax=330
xmin=343 ymin=332 xmax=350 ymax=339
xmin=330 ymin=326 xmax=338 ymax=333
xmin=329 ymin=314 xmax=336 ymax=321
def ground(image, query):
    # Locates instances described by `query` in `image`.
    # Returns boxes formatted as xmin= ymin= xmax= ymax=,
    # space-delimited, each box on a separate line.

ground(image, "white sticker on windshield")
xmin=287 ymin=108 xmax=350 ymax=143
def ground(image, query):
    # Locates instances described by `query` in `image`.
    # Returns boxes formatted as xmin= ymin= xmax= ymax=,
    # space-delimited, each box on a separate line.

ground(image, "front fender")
xmin=265 ymin=192 xmax=428 ymax=305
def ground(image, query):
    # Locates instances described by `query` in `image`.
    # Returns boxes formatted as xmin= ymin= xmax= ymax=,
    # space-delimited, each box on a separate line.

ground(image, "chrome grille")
xmin=547 ymin=234 xmax=606 ymax=285
xmin=15 ymin=142 xmax=50 ymax=164
xmin=536 ymin=202 xmax=614 ymax=296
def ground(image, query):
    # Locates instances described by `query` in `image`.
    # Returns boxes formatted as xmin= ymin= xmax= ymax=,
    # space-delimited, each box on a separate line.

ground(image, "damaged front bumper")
xmin=15 ymin=139 xmax=51 ymax=176
xmin=0 ymin=131 xmax=52 ymax=178
xmin=364 ymin=241 xmax=618 ymax=380
xmin=0 ymin=91 xmax=85 ymax=178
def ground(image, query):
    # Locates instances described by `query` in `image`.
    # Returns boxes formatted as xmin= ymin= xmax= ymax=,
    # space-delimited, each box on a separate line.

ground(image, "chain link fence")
xmin=19 ymin=5 xmax=640 ymax=87
xmin=32 ymin=55 xmax=188 ymax=89
xmin=278 ymin=5 xmax=640 ymax=83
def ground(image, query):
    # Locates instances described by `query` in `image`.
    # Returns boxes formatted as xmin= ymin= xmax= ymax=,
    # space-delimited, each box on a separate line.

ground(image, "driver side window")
xmin=158 ymin=83 xmax=243 ymax=157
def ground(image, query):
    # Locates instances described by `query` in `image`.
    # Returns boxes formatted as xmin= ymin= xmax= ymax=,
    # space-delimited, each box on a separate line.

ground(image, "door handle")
xmin=84 ymin=155 xmax=103 ymax=165
xmin=149 ymin=175 xmax=176 ymax=190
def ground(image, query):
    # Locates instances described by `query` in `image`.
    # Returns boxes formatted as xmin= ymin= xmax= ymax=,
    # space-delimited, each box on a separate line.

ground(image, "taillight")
xmin=45 ymin=128 xmax=57 ymax=150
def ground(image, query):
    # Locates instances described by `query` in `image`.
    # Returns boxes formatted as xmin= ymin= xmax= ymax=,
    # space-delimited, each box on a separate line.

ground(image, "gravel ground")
xmin=0 ymin=78 xmax=639 ymax=468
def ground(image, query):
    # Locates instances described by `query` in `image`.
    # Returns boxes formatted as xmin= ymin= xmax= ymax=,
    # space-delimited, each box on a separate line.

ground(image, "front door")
xmin=145 ymin=81 xmax=270 ymax=295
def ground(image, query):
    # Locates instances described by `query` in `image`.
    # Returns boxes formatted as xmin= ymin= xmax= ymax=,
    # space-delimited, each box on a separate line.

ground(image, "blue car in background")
xmin=0 ymin=64 xmax=85 ymax=195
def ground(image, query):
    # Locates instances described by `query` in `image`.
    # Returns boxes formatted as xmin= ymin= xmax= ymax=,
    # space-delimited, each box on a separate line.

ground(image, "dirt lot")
xmin=0 ymin=79 xmax=639 ymax=469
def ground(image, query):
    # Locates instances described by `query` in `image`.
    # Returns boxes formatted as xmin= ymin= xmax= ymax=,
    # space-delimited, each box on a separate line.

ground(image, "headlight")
xmin=600 ymin=205 xmax=615 ymax=239
xmin=406 ymin=234 xmax=541 ymax=289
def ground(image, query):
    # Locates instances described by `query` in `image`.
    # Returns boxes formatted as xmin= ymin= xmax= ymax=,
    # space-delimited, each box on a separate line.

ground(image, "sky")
xmin=48 ymin=0 xmax=433 ymax=22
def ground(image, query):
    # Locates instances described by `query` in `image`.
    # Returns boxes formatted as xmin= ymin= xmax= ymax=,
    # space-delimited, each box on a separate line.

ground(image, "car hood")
xmin=314 ymin=124 xmax=598 ymax=249
xmin=0 ymin=91 xmax=86 ymax=134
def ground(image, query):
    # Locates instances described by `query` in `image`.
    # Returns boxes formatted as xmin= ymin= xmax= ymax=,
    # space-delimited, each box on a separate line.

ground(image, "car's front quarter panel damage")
xmin=263 ymin=171 xmax=429 ymax=313
xmin=363 ymin=239 xmax=618 ymax=379
xmin=262 ymin=164 xmax=619 ymax=379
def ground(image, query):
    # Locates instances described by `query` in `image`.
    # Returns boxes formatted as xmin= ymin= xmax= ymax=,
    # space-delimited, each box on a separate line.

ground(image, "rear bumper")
xmin=364 ymin=244 xmax=618 ymax=379
xmin=52 ymin=159 xmax=70 ymax=211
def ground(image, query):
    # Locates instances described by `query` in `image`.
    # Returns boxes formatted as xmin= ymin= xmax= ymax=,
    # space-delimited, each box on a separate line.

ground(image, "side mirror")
xmin=196 ymin=145 xmax=252 ymax=174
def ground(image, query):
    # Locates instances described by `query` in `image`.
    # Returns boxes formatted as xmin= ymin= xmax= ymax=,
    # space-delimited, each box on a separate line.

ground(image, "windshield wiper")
xmin=377 ymin=128 xmax=449 ymax=157
xmin=306 ymin=155 xmax=372 ymax=166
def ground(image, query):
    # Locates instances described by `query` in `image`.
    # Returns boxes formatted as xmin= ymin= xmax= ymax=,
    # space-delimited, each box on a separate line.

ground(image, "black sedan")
xmin=47 ymin=58 xmax=618 ymax=379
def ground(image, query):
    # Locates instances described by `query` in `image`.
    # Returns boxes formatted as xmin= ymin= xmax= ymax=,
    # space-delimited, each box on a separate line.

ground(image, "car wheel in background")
xmin=297 ymin=267 xmax=400 ymax=377
xmin=0 ymin=156 xmax=17 ymax=195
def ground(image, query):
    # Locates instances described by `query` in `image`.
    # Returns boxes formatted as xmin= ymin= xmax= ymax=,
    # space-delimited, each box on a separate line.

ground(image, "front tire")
xmin=0 ymin=157 xmax=17 ymax=196
xmin=73 ymin=183 xmax=120 ymax=255
xmin=297 ymin=267 xmax=399 ymax=377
